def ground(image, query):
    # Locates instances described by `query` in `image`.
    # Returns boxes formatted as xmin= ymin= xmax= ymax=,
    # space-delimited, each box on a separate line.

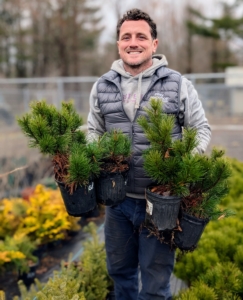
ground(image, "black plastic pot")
xmin=174 ymin=212 xmax=209 ymax=251
xmin=18 ymin=260 xmax=39 ymax=288
xmin=96 ymin=170 xmax=128 ymax=206
xmin=145 ymin=188 xmax=181 ymax=231
xmin=82 ymin=205 xmax=100 ymax=219
xmin=57 ymin=180 xmax=96 ymax=217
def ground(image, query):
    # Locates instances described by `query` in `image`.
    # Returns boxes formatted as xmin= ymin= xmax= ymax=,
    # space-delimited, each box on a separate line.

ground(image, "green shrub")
xmin=174 ymin=157 xmax=243 ymax=295
xmin=199 ymin=262 xmax=243 ymax=298
xmin=17 ymin=100 xmax=102 ymax=190
xmin=35 ymin=261 xmax=86 ymax=300
xmin=175 ymin=281 xmax=217 ymax=300
xmin=12 ymin=279 xmax=44 ymax=300
xmin=234 ymin=245 xmax=243 ymax=270
xmin=0 ymin=234 xmax=37 ymax=274
xmin=137 ymin=98 xmax=232 ymax=220
xmin=10 ymin=222 xmax=112 ymax=300
xmin=176 ymin=262 xmax=243 ymax=300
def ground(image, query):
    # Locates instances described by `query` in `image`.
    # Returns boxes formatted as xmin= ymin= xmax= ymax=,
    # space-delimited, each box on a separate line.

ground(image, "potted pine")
xmin=137 ymin=98 xmax=202 ymax=231
xmin=17 ymin=100 xmax=102 ymax=216
xmin=96 ymin=129 xmax=132 ymax=206
xmin=173 ymin=148 xmax=233 ymax=251
xmin=137 ymin=98 xmax=233 ymax=250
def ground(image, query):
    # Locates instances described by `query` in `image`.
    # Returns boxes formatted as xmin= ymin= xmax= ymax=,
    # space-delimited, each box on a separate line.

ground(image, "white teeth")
xmin=128 ymin=52 xmax=141 ymax=54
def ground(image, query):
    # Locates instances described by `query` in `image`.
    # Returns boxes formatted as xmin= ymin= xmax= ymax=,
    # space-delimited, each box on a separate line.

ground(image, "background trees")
xmin=0 ymin=0 xmax=102 ymax=77
xmin=0 ymin=0 xmax=242 ymax=78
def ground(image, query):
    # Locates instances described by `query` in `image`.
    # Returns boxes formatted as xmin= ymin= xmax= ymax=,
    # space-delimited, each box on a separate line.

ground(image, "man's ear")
xmin=117 ymin=41 xmax=120 ymax=54
xmin=153 ymin=39 xmax=158 ymax=53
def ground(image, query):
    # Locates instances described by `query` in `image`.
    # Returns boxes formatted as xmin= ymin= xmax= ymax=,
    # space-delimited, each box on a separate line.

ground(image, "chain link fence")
xmin=0 ymin=72 xmax=242 ymax=198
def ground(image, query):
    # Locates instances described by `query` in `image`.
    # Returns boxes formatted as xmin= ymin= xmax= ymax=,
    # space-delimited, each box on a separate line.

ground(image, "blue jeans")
xmin=105 ymin=197 xmax=175 ymax=300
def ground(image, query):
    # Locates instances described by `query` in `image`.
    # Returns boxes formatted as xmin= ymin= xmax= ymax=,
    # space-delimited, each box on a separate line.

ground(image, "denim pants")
xmin=105 ymin=197 xmax=175 ymax=300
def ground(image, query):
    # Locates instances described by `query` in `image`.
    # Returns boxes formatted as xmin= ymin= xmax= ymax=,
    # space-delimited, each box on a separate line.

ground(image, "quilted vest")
xmin=97 ymin=66 xmax=182 ymax=195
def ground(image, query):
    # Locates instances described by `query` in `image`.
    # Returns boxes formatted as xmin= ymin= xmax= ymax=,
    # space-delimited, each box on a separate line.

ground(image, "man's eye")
xmin=122 ymin=36 xmax=129 ymax=40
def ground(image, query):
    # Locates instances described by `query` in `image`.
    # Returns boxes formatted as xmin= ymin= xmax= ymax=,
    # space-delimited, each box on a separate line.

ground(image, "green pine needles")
xmin=137 ymin=97 xmax=232 ymax=220
xmin=98 ymin=129 xmax=132 ymax=172
xmin=17 ymin=100 xmax=101 ymax=190
xmin=18 ymin=100 xmax=85 ymax=155
xmin=183 ymin=148 xmax=233 ymax=219
xmin=137 ymin=97 xmax=202 ymax=196
xmin=11 ymin=222 xmax=112 ymax=300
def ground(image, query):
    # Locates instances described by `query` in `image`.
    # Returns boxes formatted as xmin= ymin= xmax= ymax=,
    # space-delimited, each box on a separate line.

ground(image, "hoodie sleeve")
xmin=180 ymin=76 xmax=211 ymax=154
xmin=87 ymin=81 xmax=106 ymax=141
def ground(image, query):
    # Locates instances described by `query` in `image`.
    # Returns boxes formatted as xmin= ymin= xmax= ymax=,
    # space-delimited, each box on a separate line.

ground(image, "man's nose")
xmin=128 ymin=37 xmax=139 ymax=47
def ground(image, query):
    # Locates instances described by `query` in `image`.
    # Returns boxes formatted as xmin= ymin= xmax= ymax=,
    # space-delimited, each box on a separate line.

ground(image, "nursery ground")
xmin=0 ymin=212 xmax=187 ymax=299
xmin=0 ymin=118 xmax=242 ymax=298
xmin=0 ymin=216 xmax=104 ymax=300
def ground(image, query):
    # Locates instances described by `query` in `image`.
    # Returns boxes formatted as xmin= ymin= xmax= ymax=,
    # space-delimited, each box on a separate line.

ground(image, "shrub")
xmin=16 ymin=184 xmax=81 ymax=245
xmin=137 ymin=97 xmax=232 ymax=219
xmin=174 ymin=158 xmax=243 ymax=295
xmin=176 ymin=262 xmax=243 ymax=299
xmin=17 ymin=100 xmax=101 ymax=191
xmin=0 ymin=198 xmax=28 ymax=239
xmin=0 ymin=185 xmax=81 ymax=246
xmin=0 ymin=234 xmax=37 ymax=274
xmin=9 ymin=222 xmax=112 ymax=300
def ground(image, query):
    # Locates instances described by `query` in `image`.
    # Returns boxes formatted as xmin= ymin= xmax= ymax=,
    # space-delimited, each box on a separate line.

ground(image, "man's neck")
xmin=123 ymin=60 xmax=153 ymax=76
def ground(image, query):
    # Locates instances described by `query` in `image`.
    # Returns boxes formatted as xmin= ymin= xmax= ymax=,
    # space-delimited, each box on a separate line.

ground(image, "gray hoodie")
xmin=87 ymin=55 xmax=211 ymax=155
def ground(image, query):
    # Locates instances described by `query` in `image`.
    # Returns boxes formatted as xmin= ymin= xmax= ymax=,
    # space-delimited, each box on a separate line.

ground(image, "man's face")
xmin=117 ymin=20 xmax=158 ymax=75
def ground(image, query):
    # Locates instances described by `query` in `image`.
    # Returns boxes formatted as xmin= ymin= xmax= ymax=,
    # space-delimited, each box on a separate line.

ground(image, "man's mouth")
xmin=127 ymin=51 xmax=142 ymax=54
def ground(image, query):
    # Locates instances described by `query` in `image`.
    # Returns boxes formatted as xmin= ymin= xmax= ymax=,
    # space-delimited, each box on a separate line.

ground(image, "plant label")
xmin=88 ymin=182 xmax=94 ymax=191
xmin=146 ymin=200 xmax=153 ymax=215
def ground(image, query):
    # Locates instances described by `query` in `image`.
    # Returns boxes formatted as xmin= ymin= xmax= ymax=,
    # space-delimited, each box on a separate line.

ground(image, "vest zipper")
xmin=103 ymin=72 xmax=174 ymax=194
xmin=130 ymin=122 xmax=135 ymax=192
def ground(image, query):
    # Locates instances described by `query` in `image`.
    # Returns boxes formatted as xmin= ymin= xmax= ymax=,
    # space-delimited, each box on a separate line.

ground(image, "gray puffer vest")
xmin=97 ymin=66 xmax=182 ymax=195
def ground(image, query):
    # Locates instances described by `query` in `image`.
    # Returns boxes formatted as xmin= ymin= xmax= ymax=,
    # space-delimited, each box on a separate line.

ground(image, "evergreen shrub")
xmin=17 ymin=100 xmax=102 ymax=192
xmin=174 ymin=158 xmax=243 ymax=298
xmin=5 ymin=222 xmax=112 ymax=300
xmin=137 ymin=97 xmax=232 ymax=220
xmin=0 ymin=234 xmax=37 ymax=274
xmin=98 ymin=128 xmax=132 ymax=172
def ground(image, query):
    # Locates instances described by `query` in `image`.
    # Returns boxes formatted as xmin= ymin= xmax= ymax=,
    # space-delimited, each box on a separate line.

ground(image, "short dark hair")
xmin=117 ymin=8 xmax=157 ymax=40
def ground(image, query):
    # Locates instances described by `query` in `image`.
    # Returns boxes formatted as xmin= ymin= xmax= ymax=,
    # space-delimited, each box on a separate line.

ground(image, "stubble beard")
xmin=123 ymin=56 xmax=152 ymax=72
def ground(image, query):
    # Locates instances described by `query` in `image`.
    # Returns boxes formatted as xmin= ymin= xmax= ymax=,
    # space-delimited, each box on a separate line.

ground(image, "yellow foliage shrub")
xmin=16 ymin=184 xmax=81 ymax=245
xmin=0 ymin=185 xmax=81 ymax=246
xmin=0 ymin=198 xmax=28 ymax=239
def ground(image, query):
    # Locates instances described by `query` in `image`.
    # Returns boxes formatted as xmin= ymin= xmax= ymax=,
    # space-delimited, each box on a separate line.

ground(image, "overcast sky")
xmin=99 ymin=0 xmax=242 ymax=43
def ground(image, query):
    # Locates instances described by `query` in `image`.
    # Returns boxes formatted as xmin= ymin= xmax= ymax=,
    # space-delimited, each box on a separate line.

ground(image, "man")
xmin=87 ymin=8 xmax=211 ymax=300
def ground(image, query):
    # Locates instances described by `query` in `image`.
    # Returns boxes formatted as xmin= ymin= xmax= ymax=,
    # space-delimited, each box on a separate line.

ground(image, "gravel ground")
xmin=208 ymin=126 xmax=243 ymax=161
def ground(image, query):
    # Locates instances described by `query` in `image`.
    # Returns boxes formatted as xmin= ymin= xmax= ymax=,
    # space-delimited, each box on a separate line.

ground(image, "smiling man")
xmin=87 ymin=8 xmax=211 ymax=300
xmin=117 ymin=19 xmax=158 ymax=74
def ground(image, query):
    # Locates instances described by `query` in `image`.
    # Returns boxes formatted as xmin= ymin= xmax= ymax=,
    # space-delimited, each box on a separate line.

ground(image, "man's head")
xmin=117 ymin=8 xmax=157 ymax=41
xmin=116 ymin=9 xmax=158 ymax=75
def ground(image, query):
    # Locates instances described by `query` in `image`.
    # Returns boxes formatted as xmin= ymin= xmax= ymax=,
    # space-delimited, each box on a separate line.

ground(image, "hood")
xmin=111 ymin=54 xmax=168 ymax=78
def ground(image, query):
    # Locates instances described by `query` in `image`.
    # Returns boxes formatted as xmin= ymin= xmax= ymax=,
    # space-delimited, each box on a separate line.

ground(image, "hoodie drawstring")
xmin=135 ymin=73 xmax=143 ymax=109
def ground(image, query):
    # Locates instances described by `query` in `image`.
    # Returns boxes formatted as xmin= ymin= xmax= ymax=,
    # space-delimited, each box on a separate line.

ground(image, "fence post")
xmin=57 ymin=78 xmax=64 ymax=108
xmin=23 ymin=87 xmax=30 ymax=112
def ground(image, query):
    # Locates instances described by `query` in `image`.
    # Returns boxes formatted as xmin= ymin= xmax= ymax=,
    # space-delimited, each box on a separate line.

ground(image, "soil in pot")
xmin=174 ymin=212 xmax=209 ymax=251
xmin=145 ymin=187 xmax=181 ymax=231
xmin=57 ymin=180 xmax=96 ymax=217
